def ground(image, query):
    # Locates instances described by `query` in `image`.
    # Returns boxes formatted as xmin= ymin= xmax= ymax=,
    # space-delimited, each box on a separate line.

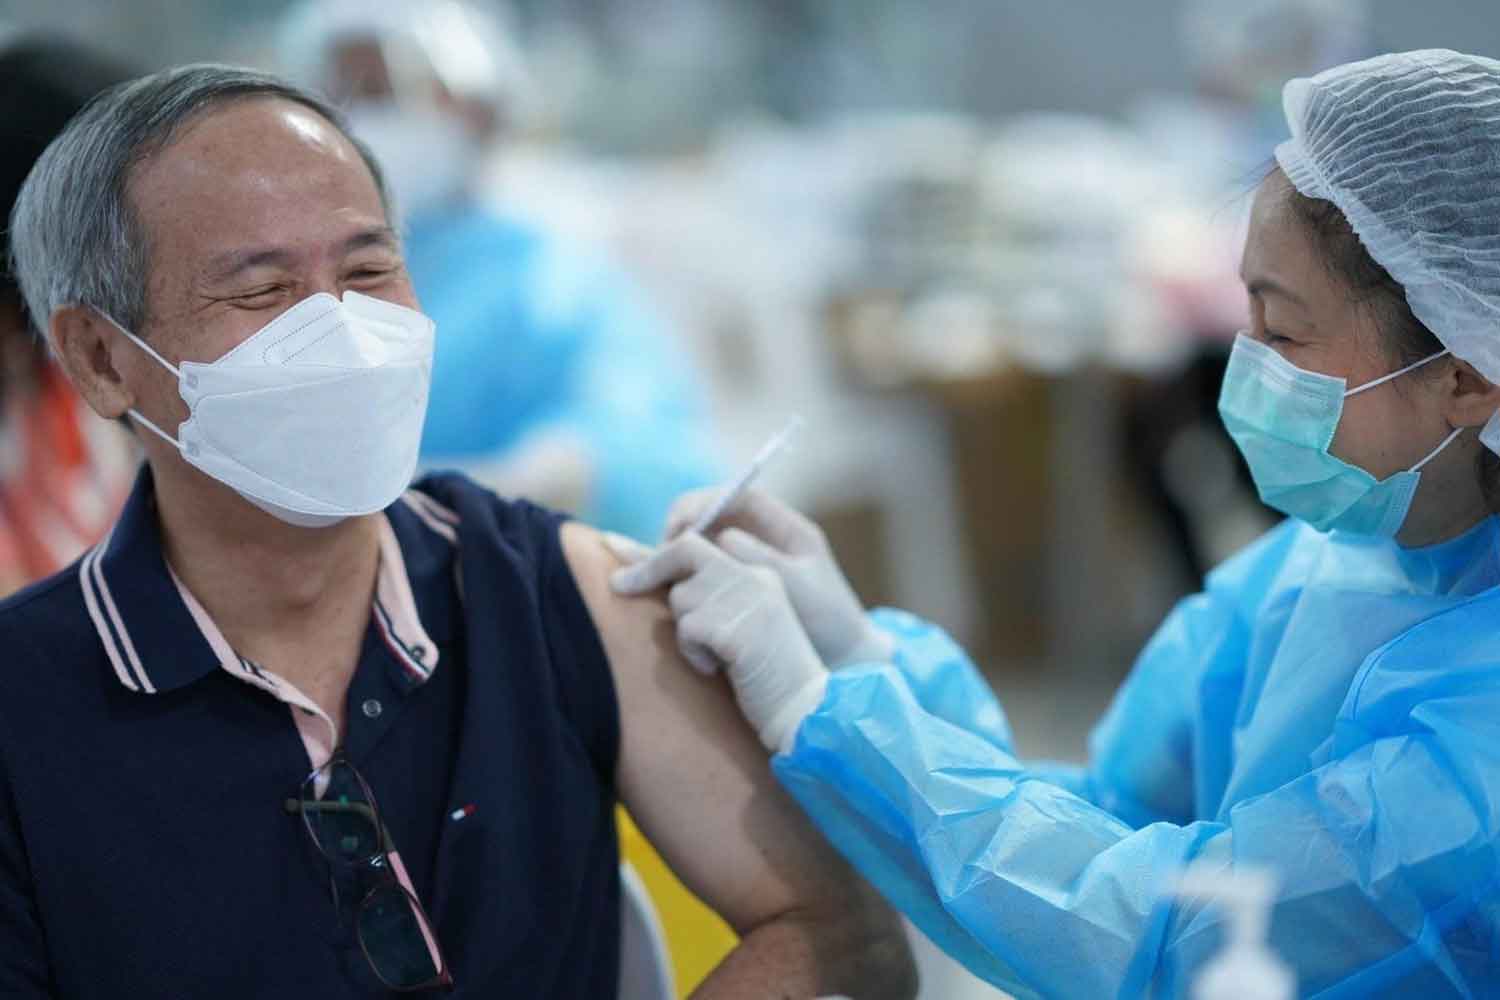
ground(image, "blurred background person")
xmin=0 ymin=36 xmax=137 ymax=596
xmin=277 ymin=0 xmax=722 ymax=542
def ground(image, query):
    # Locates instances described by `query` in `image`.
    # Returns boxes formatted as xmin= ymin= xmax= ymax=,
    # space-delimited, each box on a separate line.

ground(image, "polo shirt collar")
xmin=80 ymin=466 xmax=457 ymax=695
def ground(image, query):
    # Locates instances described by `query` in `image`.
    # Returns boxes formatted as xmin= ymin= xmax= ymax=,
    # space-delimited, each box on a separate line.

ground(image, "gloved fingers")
xmin=677 ymin=608 xmax=722 ymax=662
xmin=710 ymin=591 xmax=765 ymax=651
xmin=610 ymin=533 xmax=720 ymax=595
xmin=672 ymin=567 xmax=830 ymax=752
xmin=678 ymin=599 xmax=760 ymax=660
xmin=678 ymin=638 xmax=722 ymax=677
xmin=667 ymin=563 xmax=770 ymax=622
xmin=602 ymin=532 xmax=653 ymax=566
xmin=663 ymin=486 xmax=820 ymax=555
xmin=715 ymin=527 xmax=785 ymax=569
xmin=667 ymin=574 xmax=716 ymax=619
xmin=702 ymin=568 xmax=757 ymax=613
xmin=730 ymin=488 xmax=826 ymax=553
xmin=661 ymin=488 xmax=722 ymax=543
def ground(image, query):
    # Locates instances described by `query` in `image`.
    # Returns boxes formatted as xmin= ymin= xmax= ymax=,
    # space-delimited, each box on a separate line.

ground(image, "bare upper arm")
xmin=561 ymin=521 xmax=863 ymax=932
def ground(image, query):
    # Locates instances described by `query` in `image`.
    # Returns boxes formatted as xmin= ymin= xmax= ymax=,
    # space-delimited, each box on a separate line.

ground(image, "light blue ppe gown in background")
xmin=407 ymin=207 xmax=721 ymax=540
xmin=773 ymin=517 xmax=1500 ymax=998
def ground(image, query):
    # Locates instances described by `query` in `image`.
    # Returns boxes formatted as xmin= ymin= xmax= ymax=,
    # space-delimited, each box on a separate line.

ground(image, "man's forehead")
xmin=154 ymin=96 xmax=356 ymax=169
xmin=128 ymin=97 xmax=387 ymax=268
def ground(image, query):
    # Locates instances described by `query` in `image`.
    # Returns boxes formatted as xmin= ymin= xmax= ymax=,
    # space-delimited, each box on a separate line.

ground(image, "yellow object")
xmin=617 ymin=806 xmax=738 ymax=996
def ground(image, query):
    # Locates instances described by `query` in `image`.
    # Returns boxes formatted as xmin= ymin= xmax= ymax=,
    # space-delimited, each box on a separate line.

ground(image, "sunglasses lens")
xmin=359 ymin=885 xmax=445 ymax=989
xmin=300 ymin=760 xmax=382 ymax=864
xmin=298 ymin=757 xmax=450 ymax=988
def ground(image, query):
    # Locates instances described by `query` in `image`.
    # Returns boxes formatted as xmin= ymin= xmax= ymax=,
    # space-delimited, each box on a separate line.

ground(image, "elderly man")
xmin=0 ymin=64 xmax=914 ymax=999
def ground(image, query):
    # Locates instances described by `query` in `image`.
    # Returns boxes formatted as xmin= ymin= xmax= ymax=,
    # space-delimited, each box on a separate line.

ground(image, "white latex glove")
xmin=606 ymin=531 xmax=829 ymax=754
xmin=662 ymin=488 xmax=894 ymax=669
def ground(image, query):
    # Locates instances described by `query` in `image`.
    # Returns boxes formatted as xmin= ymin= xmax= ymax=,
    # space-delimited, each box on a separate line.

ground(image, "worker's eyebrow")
xmin=1245 ymin=277 xmax=1307 ymax=308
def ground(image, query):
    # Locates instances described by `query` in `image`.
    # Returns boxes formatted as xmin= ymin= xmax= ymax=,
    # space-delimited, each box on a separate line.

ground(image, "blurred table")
xmin=825 ymin=290 xmax=1186 ymax=674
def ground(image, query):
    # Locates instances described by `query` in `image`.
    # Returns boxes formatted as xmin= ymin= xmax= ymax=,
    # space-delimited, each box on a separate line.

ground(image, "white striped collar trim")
xmin=86 ymin=511 xmax=445 ymax=696
xmin=79 ymin=525 xmax=155 ymax=694
xmin=374 ymin=515 xmax=438 ymax=682
xmin=399 ymin=489 xmax=459 ymax=543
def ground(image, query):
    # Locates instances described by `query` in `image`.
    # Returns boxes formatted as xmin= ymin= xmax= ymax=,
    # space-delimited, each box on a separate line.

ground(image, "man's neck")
xmin=149 ymin=458 xmax=381 ymax=681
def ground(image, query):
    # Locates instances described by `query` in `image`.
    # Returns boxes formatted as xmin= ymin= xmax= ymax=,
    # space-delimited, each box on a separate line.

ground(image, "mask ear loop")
xmin=1344 ymin=349 xmax=1450 ymax=398
xmin=94 ymin=309 xmax=192 ymax=456
xmin=1338 ymin=347 xmax=1466 ymax=472
xmin=1410 ymin=426 xmax=1466 ymax=473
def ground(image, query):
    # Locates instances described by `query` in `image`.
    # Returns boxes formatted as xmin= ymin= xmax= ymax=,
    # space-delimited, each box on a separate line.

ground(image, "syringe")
xmin=688 ymin=416 xmax=805 ymax=536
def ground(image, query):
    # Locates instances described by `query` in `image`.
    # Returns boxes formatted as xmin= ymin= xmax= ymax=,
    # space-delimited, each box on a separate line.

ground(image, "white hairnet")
xmin=1275 ymin=49 xmax=1500 ymax=452
xmin=278 ymin=0 xmax=534 ymax=119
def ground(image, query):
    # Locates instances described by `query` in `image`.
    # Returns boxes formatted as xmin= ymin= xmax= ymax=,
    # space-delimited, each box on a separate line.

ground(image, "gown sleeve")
xmin=861 ymin=530 xmax=1265 ymax=830
xmin=772 ymin=526 xmax=1497 ymax=996
xmin=868 ymin=605 xmax=1102 ymax=805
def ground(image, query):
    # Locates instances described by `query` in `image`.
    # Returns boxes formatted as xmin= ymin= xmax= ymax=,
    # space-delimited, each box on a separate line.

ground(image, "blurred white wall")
xmin=2 ymin=1 xmax=1497 ymax=135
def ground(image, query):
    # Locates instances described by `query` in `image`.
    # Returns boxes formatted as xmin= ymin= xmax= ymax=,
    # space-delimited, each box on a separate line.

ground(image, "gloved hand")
xmin=607 ymin=531 xmax=829 ymax=754
xmin=661 ymin=488 xmax=894 ymax=669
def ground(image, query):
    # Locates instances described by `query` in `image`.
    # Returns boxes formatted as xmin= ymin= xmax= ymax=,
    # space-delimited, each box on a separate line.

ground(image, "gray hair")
xmin=8 ymin=63 xmax=390 ymax=339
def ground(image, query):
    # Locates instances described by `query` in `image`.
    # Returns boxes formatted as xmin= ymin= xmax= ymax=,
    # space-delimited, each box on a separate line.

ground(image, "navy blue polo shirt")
xmin=0 ymin=468 xmax=621 ymax=997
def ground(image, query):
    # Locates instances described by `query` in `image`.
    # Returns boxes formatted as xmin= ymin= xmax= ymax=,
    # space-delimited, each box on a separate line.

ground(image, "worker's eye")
xmin=1265 ymin=330 xmax=1296 ymax=347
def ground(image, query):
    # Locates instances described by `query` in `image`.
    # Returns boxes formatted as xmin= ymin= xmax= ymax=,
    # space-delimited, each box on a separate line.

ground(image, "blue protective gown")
xmin=407 ymin=207 xmax=720 ymax=540
xmin=774 ymin=518 xmax=1500 ymax=997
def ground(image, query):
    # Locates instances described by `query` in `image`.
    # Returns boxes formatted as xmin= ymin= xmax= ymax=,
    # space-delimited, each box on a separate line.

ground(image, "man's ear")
xmin=50 ymin=305 xmax=134 ymax=419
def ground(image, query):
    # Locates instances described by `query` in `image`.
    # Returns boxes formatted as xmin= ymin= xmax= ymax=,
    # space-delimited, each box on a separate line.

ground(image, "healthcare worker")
xmin=612 ymin=50 xmax=1500 ymax=996
xmin=278 ymin=0 xmax=720 ymax=540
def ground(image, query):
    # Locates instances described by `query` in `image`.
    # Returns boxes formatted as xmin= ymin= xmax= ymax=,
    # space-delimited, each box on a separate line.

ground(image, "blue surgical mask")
xmin=1218 ymin=332 xmax=1463 ymax=537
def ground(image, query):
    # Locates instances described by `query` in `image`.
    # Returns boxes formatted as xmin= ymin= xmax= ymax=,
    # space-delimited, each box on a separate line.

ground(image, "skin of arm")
xmin=562 ymin=522 xmax=917 ymax=1000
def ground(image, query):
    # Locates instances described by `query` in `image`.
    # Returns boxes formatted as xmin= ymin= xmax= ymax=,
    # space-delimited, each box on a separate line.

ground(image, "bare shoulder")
xmin=560 ymin=521 xmax=915 ymax=995
xmin=559 ymin=521 xmax=675 ymax=683
xmin=560 ymin=520 xmax=859 ymax=921
xmin=560 ymin=520 xmax=784 ymax=880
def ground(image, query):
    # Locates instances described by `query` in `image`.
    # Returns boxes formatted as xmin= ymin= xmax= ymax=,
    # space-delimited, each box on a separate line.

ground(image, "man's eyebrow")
xmin=341 ymin=226 xmax=400 ymax=255
xmin=200 ymin=246 xmax=298 ymax=284
xmin=1245 ymin=277 xmax=1307 ymax=307
xmin=198 ymin=227 xmax=399 ymax=285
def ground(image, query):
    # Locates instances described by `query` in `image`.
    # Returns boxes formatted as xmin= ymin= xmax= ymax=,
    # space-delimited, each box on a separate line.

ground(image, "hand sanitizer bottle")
xmin=1173 ymin=866 xmax=1295 ymax=1000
